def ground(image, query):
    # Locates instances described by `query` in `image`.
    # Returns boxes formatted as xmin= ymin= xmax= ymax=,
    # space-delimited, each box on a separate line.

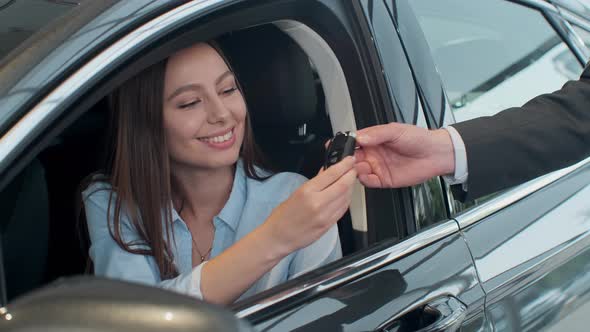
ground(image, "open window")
xmin=0 ymin=0 xmax=395 ymax=306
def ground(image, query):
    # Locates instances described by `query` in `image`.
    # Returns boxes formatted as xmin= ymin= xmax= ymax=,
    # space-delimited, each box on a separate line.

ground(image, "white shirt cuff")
xmin=159 ymin=261 xmax=207 ymax=299
xmin=442 ymin=126 xmax=468 ymax=187
xmin=189 ymin=261 xmax=206 ymax=298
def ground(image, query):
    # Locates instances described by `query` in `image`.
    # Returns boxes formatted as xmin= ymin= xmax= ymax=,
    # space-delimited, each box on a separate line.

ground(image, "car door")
xmin=0 ymin=0 xmax=484 ymax=330
xmin=400 ymin=0 xmax=590 ymax=330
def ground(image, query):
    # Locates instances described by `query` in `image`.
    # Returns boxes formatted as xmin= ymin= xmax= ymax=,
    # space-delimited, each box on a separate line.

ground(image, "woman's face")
xmin=163 ymin=43 xmax=246 ymax=171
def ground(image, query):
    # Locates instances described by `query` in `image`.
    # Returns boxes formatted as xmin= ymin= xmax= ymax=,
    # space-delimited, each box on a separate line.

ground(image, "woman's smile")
xmin=197 ymin=127 xmax=236 ymax=150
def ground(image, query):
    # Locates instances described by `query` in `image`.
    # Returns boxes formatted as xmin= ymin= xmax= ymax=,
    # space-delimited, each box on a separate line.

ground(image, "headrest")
xmin=218 ymin=25 xmax=318 ymax=127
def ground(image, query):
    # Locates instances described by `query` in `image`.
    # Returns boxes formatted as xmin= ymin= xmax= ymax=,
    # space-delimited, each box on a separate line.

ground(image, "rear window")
xmin=0 ymin=0 xmax=79 ymax=60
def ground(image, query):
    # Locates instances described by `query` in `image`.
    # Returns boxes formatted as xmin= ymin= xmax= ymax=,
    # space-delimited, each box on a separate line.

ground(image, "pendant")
xmin=200 ymin=256 xmax=205 ymax=262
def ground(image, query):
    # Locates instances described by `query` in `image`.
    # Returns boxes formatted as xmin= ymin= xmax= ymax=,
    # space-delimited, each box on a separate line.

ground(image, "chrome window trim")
xmin=455 ymin=156 xmax=590 ymax=229
xmin=556 ymin=5 xmax=590 ymax=31
xmin=558 ymin=15 xmax=590 ymax=60
xmin=514 ymin=0 xmax=560 ymax=12
xmin=0 ymin=0 xmax=226 ymax=173
xmin=235 ymin=220 xmax=459 ymax=318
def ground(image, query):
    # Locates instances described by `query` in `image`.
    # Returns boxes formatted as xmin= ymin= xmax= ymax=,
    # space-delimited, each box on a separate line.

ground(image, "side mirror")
xmin=0 ymin=276 xmax=253 ymax=332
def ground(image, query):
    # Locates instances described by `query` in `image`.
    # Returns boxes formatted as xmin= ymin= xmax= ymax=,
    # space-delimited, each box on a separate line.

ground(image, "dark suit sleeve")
xmin=451 ymin=63 xmax=590 ymax=202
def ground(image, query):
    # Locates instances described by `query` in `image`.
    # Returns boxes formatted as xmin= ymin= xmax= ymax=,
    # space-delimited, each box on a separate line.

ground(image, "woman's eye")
xmin=179 ymin=100 xmax=201 ymax=109
xmin=221 ymin=87 xmax=237 ymax=95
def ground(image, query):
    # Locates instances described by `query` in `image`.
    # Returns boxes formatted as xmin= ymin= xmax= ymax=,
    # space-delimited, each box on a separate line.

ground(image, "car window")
xmin=0 ymin=15 xmax=378 ymax=306
xmin=0 ymin=0 xmax=79 ymax=61
xmin=408 ymin=0 xmax=582 ymax=214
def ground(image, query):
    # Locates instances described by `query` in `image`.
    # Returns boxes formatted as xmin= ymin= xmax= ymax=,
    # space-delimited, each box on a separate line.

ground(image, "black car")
xmin=2 ymin=0 xmax=590 ymax=331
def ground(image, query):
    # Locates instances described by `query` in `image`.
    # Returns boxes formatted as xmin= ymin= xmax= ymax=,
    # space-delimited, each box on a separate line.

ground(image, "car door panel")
xmin=458 ymin=162 xmax=590 ymax=331
xmin=245 ymin=222 xmax=486 ymax=331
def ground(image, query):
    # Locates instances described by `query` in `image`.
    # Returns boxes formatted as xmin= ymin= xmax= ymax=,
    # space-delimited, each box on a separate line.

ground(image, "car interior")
xmin=0 ymin=21 xmax=369 ymax=302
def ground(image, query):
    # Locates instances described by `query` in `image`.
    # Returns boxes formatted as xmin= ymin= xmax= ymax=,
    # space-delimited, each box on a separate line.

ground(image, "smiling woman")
xmin=81 ymin=39 xmax=357 ymax=305
xmin=162 ymin=43 xmax=251 ymax=171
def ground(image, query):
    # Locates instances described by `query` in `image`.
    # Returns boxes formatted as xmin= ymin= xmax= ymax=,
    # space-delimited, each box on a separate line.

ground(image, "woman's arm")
xmin=200 ymin=157 xmax=356 ymax=304
xmin=288 ymin=223 xmax=342 ymax=279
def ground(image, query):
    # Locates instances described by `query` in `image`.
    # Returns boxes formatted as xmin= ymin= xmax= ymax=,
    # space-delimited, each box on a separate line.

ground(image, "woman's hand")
xmin=264 ymin=156 xmax=357 ymax=256
xmin=201 ymin=157 xmax=356 ymax=304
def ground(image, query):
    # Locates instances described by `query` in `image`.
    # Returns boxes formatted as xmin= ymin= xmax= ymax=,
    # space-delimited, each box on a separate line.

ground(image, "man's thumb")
xmin=356 ymin=123 xmax=404 ymax=146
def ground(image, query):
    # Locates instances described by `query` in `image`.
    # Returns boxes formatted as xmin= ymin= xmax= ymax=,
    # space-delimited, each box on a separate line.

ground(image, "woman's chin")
xmin=194 ymin=151 xmax=241 ymax=170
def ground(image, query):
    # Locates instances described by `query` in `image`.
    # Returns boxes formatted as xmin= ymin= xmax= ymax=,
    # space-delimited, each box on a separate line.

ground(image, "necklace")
xmin=191 ymin=236 xmax=212 ymax=263
xmin=179 ymin=198 xmax=213 ymax=263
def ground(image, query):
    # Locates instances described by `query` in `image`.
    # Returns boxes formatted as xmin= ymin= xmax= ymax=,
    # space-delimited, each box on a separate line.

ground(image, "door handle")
xmin=378 ymin=296 xmax=467 ymax=332
xmin=416 ymin=296 xmax=467 ymax=332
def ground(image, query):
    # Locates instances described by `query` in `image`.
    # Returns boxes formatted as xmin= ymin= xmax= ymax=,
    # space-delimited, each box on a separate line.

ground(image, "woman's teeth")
xmin=199 ymin=130 xmax=233 ymax=143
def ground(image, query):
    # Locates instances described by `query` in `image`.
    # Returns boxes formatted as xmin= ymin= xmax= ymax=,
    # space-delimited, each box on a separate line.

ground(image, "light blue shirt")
xmin=82 ymin=161 xmax=342 ymax=301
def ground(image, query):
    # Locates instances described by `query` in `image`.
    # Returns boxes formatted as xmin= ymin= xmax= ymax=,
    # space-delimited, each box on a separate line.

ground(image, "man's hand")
xmin=354 ymin=123 xmax=456 ymax=188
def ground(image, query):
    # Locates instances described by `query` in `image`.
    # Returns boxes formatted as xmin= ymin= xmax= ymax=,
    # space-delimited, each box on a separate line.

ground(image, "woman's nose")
xmin=207 ymin=94 xmax=231 ymax=124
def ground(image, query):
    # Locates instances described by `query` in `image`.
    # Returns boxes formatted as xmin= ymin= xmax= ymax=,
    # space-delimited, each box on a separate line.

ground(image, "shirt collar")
xmin=170 ymin=160 xmax=247 ymax=232
xmin=216 ymin=160 xmax=246 ymax=231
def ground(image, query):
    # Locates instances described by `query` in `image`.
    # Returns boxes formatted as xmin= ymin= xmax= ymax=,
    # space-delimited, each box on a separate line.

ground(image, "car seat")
xmin=38 ymin=103 xmax=108 ymax=282
xmin=218 ymin=25 xmax=355 ymax=255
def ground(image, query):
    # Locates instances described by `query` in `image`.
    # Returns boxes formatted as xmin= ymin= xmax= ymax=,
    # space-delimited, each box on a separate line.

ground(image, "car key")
xmin=324 ymin=131 xmax=357 ymax=169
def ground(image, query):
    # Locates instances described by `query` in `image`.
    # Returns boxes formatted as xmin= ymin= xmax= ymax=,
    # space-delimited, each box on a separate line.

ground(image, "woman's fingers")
xmin=330 ymin=199 xmax=352 ymax=223
xmin=320 ymin=168 xmax=357 ymax=199
xmin=318 ymin=189 xmax=353 ymax=223
xmin=312 ymin=169 xmax=356 ymax=221
xmin=310 ymin=156 xmax=355 ymax=191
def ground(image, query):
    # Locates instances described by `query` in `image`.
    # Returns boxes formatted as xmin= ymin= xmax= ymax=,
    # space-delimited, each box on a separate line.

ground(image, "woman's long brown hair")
xmin=90 ymin=42 xmax=272 ymax=279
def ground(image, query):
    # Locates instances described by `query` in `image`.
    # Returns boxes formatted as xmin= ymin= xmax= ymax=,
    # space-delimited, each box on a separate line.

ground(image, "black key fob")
xmin=324 ymin=131 xmax=356 ymax=169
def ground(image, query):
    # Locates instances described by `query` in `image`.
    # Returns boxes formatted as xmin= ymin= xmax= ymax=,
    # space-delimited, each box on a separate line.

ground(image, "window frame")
xmin=357 ymin=0 xmax=450 ymax=233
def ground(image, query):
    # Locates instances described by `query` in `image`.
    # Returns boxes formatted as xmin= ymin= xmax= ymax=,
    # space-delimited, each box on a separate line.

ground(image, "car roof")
xmin=0 ymin=0 xmax=179 ymax=133
xmin=0 ymin=0 xmax=86 ymax=58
